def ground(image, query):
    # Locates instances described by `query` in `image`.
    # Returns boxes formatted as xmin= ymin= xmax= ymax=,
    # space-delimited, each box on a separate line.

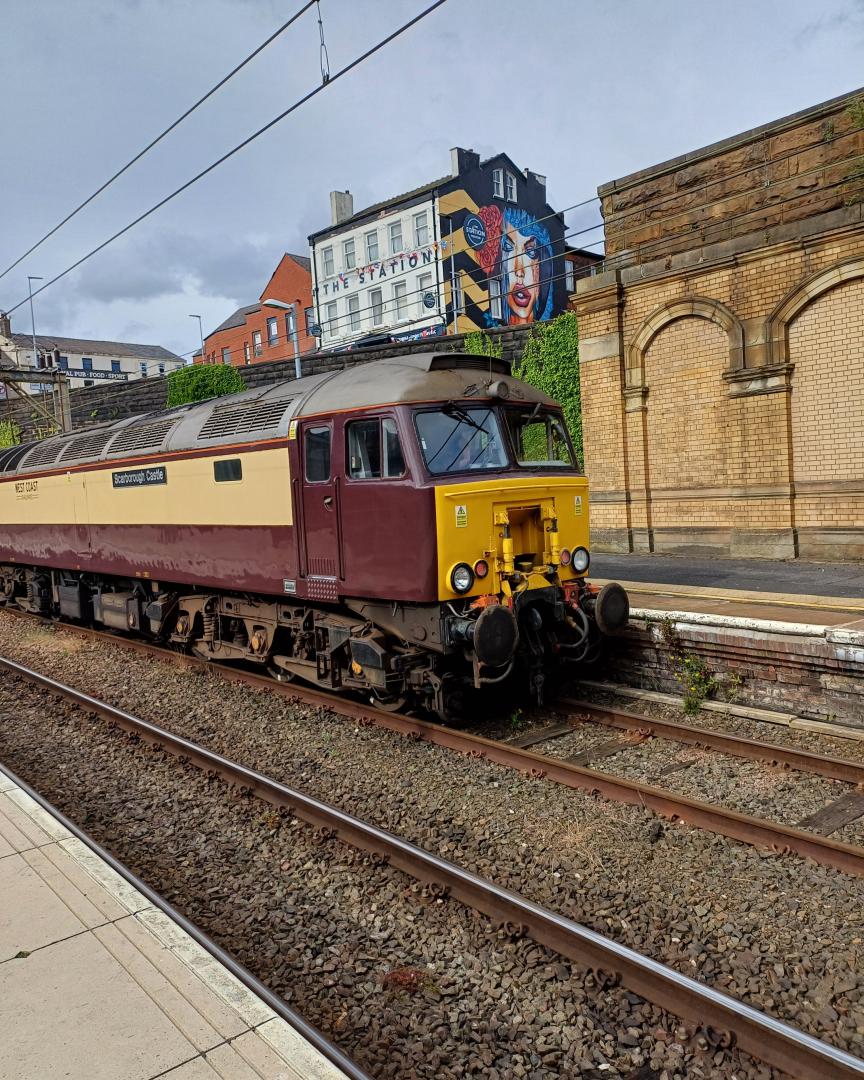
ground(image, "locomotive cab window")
xmin=415 ymin=406 xmax=507 ymax=475
xmin=305 ymin=425 xmax=331 ymax=482
xmin=347 ymin=417 xmax=405 ymax=479
xmin=213 ymin=458 xmax=242 ymax=482
xmin=505 ymin=408 xmax=577 ymax=470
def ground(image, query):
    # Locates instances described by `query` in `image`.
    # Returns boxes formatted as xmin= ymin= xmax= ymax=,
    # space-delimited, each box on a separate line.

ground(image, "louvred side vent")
xmin=199 ymin=398 xmax=293 ymax=441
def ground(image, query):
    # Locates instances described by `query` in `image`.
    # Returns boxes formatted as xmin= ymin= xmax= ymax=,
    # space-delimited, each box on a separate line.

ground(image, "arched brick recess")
xmin=769 ymin=256 xmax=864 ymax=364
xmin=643 ymin=317 xmax=730 ymax=530
xmin=627 ymin=297 xmax=744 ymax=388
xmin=788 ymin=276 xmax=864 ymax=548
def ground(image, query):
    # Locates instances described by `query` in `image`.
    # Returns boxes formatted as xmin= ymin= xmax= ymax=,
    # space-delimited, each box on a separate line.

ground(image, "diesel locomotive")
xmin=0 ymin=353 xmax=628 ymax=720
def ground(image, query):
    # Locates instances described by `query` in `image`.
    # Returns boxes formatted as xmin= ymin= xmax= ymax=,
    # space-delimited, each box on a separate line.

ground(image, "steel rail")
xmin=558 ymin=697 xmax=864 ymax=786
xmin=3 ymin=610 xmax=864 ymax=879
xmin=0 ymin=760 xmax=371 ymax=1080
xmin=2 ymin=655 xmax=863 ymax=1079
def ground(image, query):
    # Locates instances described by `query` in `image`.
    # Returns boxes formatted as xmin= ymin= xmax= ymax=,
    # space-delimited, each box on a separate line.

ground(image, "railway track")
xmin=2 ymin=651 xmax=863 ymax=1080
xmin=3 ymin=607 xmax=864 ymax=879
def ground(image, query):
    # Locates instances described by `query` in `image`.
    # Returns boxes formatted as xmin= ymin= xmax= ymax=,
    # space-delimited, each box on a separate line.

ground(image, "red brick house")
xmin=196 ymin=253 xmax=316 ymax=368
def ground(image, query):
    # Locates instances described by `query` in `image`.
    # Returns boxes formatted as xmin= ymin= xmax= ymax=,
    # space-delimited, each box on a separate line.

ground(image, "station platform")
xmin=592 ymin=552 xmax=864 ymax=631
xmin=0 ymin=767 xmax=350 ymax=1080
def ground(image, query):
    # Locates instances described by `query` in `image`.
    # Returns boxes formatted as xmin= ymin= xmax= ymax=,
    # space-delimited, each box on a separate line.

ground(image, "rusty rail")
xmin=2 ymin=652 xmax=863 ymax=1080
xmin=559 ymin=697 xmax=864 ymax=786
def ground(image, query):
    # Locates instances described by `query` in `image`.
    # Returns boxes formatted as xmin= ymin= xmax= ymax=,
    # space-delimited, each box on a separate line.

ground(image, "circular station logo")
xmin=463 ymin=214 xmax=487 ymax=250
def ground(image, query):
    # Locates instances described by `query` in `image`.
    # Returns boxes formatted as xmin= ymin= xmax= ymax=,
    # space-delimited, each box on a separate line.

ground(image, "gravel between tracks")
xmin=2 ymin=612 xmax=864 ymax=1067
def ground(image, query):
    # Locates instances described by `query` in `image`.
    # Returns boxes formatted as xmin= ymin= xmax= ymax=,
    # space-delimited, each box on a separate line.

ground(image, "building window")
xmin=57 ymin=356 xmax=68 ymax=370
xmin=343 ymin=238 xmax=355 ymax=270
xmin=453 ymin=272 xmax=464 ymax=314
xmin=304 ymin=425 xmax=330 ymax=483
xmin=322 ymin=246 xmax=334 ymax=277
xmin=111 ymin=359 xmax=121 ymax=374
xmin=348 ymin=295 xmax=361 ymax=332
xmin=267 ymin=316 xmax=278 ymax=346
xmin=492 ymin=168 xmax=504 ymax=198
xmin=253 ymin=330 xmax=262 ymax=357
xmin=304 ymin=306 xmax=315 ymax=333
xmin=140 ymin=361 xmax=148 ymax=377
xmin=394 ymin=281 xmax=408 ymax=320
xmin=326 ymin=301 xmax=338 ymax=334
xmin=82 ymin=357 xmax=93 ymax=371
xmin=244 ymin=342 xmax=251 ymax=364
xmin=284 ymin=311 xmax=295 ymax=343
xmin=389 ymin=220 xmax=402 ymax=255
xmin=413 ymin=211 xmax=429 ymax=247
xmin=370 ymin=288 xmax=384 ymax=326
xmin=221 ymin=347 xmax=231 ymax=365
xmin=417 ymin=272 xmax=434 ymax=313
xmin=565 ymin=261 xmax=576 ymax=293
xmin=158 ymin=362 xmax=166 ymax=376
xmin=365 ymin=230 xmax=379 ymax=262
xmin=505 ymin=171 xmax=517 ymax=202
xmin=489 ymin=277 xmax=502 ymax=322
xmin=214 ymin=458 xmax=242 ymax=482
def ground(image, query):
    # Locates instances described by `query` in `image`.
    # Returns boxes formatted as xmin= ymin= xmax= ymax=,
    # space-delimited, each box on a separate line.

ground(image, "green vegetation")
xmin=166 ymin=364 xmax=246 ymax=408
xmin=0 ymin=419 xmax=21 ymax=447
xmin=848 ymin=96 xmax=864 ymax=130
xmin=513 ymin=311 xmax=582 ymax=461
xmin=463 ymin=330 xmax=503 ymax=360
xmin=659 ymin=617 xmax=719 ymax=716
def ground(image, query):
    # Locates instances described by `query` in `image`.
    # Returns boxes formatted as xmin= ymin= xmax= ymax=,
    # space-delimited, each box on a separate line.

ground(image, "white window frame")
xmin=505 ymin=171 xmax=517 ymax=202
xmin=417 ymin=272 xmax=434 ymax=313
xmin=365 ymin=230 xmax=379 ymax=262
xmin=252 ymin=329 xmax=262 ymax=356
xmin=347 ymin=294 xmax=361 ymax=332
xmin=389 ymin=220 xmax=403 ymax=255
xmin=565 ymin=261 xmax=576 ymax=293
xmin=326 ymin=300 xmax=338 ymax=335
xmin=322 ymin=245 xmax=335 ymax=277
xmin=413 ymin=211 xmax=429 ymax=248
xmin=343 ymin=238 xmax=355 ymax=270
xmin=489 ymin=277 xmax=502 ymax=322
xmin=266 ymin=316 xmax=278 ymax=345
xmin=492 ymin=168 xmax=504 ymax=199
xmin=370 ymin=288 xmax=384 ymax=326
xmin=393 ymin=281 xmax=408 ymax=321
xmin=244 ymin=342 xmax=251 ymax=364
xmin=453 ymin=272 xmax=464 ymax=314
xmin=221 ymin=347 xmax=231 ymax=364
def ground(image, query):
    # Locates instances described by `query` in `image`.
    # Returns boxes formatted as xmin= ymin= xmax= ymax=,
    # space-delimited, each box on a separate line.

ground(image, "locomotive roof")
xmin=2 ymin=353 xmax=559 ymax=476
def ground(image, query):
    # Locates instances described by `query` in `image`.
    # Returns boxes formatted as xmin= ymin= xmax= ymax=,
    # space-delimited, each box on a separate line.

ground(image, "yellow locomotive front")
xmin=414 ymin=392 xmax=629 ymax=707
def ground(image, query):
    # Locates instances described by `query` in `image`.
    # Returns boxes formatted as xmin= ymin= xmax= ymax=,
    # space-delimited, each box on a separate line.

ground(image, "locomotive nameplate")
xmin=112 ymin=466 xmax=168 ymax=489
xmin=14 ymin=479 xmax=39 ymax=500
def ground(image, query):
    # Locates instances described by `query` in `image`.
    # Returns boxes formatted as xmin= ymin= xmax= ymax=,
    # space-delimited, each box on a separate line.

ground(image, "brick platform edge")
xmin=597 ymin=609 xmax=864 ymax=728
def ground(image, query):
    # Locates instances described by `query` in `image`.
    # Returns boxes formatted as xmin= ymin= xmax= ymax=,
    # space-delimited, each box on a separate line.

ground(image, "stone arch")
xmin=626 ymin=297 xmax=744 ymax=389
xmin=768 ymin=256 xmax=864 ymax=365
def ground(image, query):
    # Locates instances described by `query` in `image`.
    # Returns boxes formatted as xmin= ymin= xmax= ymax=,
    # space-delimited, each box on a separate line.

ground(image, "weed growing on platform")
xmin=658 ymin=618 xmax=719 ymax=716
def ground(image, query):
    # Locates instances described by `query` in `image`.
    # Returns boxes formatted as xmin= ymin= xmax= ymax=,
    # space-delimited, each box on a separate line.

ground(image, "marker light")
xmin=559 ymin=548 xmax=572 ymax=567
xmin=474 ymin=559 xmax=489 ymax=579
xmin=572 ymin=547 xmax=590 ymax=573
xmin=451 ymin=563 xmax=475 ymax=593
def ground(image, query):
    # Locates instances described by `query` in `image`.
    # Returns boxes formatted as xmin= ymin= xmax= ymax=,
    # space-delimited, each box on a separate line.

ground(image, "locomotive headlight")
xmin=450 ymin=563 xmax=475 ymax=594
xmin=572 ymin=547 xmax=590 ymax=573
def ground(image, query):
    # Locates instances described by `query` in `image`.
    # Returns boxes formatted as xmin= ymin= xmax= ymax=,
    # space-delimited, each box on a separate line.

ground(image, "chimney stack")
xmin=0 ymin=312 xmax=10 ymax=339
xmin=330 ymin=190 xmax=354 ymax=225
xmin=450 ymin=147 xmax=480 ymax=177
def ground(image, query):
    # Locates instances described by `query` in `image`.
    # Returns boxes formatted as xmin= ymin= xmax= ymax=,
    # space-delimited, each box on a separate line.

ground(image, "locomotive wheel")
xmin=369 ymin=689 xmax=407 ymax=713
xmin=267 ymin=662 xmax=296 ymax=683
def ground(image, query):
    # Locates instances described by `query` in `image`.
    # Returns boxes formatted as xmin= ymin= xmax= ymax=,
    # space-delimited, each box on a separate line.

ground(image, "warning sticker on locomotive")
xmin=574 ymin=495 xmax=583 ymax=516
xmin=14 ymin=479 xmax=39 ymax=500
xmin=455 ymin=504 xmax=468 ymax=528
xmin=112 ymin=466 xmax=167 ymax=489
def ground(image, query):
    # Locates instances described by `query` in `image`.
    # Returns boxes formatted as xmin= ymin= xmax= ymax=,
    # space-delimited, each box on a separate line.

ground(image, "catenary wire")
xmin=0 ymin=0 xmax=318 ymax=285
xmin=1 ymin=0 xmax=450 ymax=319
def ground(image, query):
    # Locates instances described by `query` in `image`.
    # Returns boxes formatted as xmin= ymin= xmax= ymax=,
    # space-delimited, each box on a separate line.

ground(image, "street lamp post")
xmin=27 ymin=275 xmax=43 ymax=372
xmin=188 ymin=314 xmax=206 ymax=365
xmin=261 ymin=298 xmax=301 ymax=380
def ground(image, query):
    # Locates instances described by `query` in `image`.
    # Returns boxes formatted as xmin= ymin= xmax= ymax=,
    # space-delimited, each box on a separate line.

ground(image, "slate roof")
xmin=211 ymin=303 xmax=260 ymax=335
xmin=309 ymin=175 xmax=451 ymax=239
xmin=7 ymin=333 xmax=182 ymax=361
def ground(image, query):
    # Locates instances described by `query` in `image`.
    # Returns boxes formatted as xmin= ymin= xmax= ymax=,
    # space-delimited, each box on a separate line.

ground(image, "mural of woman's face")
xmin=502 ymin=221 xmax=541 ymax=323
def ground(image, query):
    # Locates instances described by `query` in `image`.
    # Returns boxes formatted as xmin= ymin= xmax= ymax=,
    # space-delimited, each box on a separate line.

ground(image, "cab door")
xmin=299 ymin=420 xmax=341 ymax=601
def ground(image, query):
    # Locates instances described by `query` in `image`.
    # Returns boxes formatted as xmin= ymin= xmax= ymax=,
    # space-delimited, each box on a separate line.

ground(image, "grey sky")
xmin=3 ymin=0 xmax=863 ymax=359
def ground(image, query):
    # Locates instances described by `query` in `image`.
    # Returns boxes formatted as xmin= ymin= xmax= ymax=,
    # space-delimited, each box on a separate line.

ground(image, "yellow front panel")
xmin=434 ymin=476 xmax=590 ymax=599
xmin=0 ymin=447 xmax=292 ymax=528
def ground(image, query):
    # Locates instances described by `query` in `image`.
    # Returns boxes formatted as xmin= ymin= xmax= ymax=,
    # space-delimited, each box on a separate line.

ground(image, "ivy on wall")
xmin=0 ymin=419 xmax=21 ymax=448
xmin=463 ymin=330 xmax=503 ymax=360
xmin=514 ymin=312 xmax=582 ymax=460
xmin=166 ymin=365 xmax=246 ymax=408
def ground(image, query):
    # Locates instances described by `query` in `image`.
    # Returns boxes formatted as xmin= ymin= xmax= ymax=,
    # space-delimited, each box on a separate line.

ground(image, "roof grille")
xmin=0 ymin=443 xmax=37 ymax=473
xmin=19 ymin=438 xmax=69 ymax=469
xmin=58 ymin=429 xmax=117 ymax=463
xmin=107 ymin=418 xmax=177 ymax=456
xmin=199 ymin=398 xmax=292 ymax=440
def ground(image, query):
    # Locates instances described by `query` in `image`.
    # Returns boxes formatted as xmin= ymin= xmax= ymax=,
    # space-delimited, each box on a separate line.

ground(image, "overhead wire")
xmin=0 ymin=0 xmax=318 ymax=285
xmin=2 ymin=0 xmax=451 ymax=319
